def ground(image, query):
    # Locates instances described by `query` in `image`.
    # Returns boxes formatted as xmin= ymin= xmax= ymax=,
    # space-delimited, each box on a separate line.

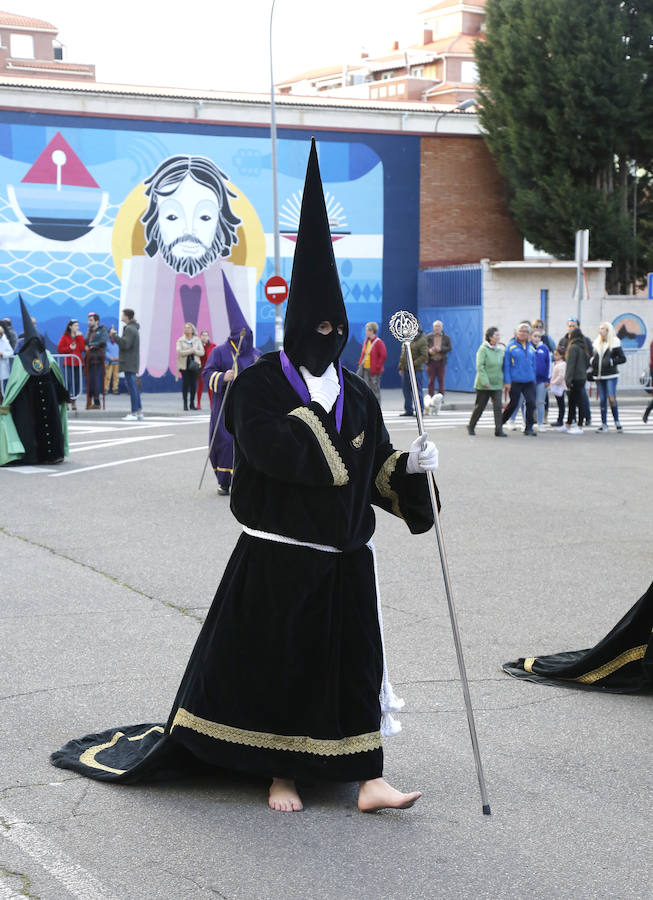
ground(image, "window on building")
xmin=381 ymin=71 xmax=394 ymax=80
xmin=398 ymin=84 xmax=406 ymax=94
xmin=389 ymin=85 xmax=396 ymax=95
xmin=411 ymin=66 xmax=424 ymax=78
xmin=379 ymin=86 xmax=387 ymax=97
xmin=10 ymin=33 xmax=34 ymax=58
xmin=461 ymin=61 xmax=479 ymax=83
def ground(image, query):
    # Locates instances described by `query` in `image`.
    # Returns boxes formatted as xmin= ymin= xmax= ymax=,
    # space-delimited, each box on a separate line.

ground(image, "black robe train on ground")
xmin=51 ymin=354 xmax=434 ymax=783
xmin=502 ymin=579 xmax=653 ymax=693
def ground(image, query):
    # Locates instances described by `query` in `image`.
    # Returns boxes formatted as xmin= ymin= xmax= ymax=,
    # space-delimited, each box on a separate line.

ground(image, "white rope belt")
xmin=242 ymin=525 xmax=404 ymax=737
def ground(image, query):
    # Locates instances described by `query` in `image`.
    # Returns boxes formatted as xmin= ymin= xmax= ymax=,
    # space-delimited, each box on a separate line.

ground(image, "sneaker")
xmin=524 ymin=429 xmax=537 ymax=436
xmin=467 ymin=425 xmax=475 ymax=435
xmin=615 ymin=422 xmax=623 ymax=432
xmin=136 ymin=412 xmax=144 ymax=421
xmin=567 ymin=425 xmax=583 ymax=434
xmin=400 ymin=411 xmax=414 ymax=417
xmin=122 ymin=413 xmax=138 ymax=421
xmin=556 ymin=425 xmax=569 ymax=432
xmin=510 ymin=424 xmax=520 ymax=431
xmin=596 ymin=424 xmax=609 ymax=433
xmin=217 ymin=486 xmax=230 ymax=496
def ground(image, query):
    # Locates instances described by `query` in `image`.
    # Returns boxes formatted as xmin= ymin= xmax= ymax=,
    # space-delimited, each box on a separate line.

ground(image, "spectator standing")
xmin=558 ymin=316 xmax=592 ymax=426
xmin=398 ymin=325 xmax=428 ymax=416
xmin=0 ymin=323 xmax=14 ymax=396
xmin=589 ymin=322 xmax=626 ymax=433
xmin=560 ymin=327 xmax=589 ymax=434
xmin=426 ymin=320 xmax=452 ymax=399
xmin=550 ymin=348 xmax=567 ymax=427
xmin=104 ymin=329 xmax=120 ymax=395
xmin=532 ymin=318 xmax=556 ymax=354
xmin=110 ymin=309 xmax=143 ymax=422
xmin=0 ymin=317 xmax=17 ymax=349
xmin=57 ymin=319 xmax=85 ymax=411
xmin=196 ymin=330 xmax=216 ymax=410
xmin=643 ymin=337 xmax=653 ymax=423
xmin=467 ymin=326 xmax=506 ymax=437
xmin=532 ymin=330 xmax=551 ymax=430
xmin=176 ymin=323 xmax=204 ymax=411
xmin=502 ymin=322 xmax=537 ymax=435
xmin=356 ymin=321 xmax=387 ymax=404
xmin=85 ymin=312 xmax=108 ymax=409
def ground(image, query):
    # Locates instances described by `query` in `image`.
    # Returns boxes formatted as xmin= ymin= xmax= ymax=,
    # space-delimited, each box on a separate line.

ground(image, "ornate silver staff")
xmin=390 ymin=310 xmax=491 ymax=816
xmin=198 ymin=328 xmax=246 ymax=491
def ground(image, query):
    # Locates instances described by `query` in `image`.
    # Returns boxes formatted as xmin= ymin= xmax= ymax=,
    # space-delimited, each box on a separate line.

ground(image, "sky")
xmin=20 ymin=0 xmax=428 ymax=93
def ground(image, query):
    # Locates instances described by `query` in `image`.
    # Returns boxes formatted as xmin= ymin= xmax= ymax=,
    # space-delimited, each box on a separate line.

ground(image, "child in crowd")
xmin=550 ymin=347 xmax=567 ymax=427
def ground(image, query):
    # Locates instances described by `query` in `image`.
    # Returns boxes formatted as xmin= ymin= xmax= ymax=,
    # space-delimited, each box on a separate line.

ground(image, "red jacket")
xmin=357 ymin=336 xmax=387 ymax=375
xmin=57 ymin=332 xmax=85 ymax=365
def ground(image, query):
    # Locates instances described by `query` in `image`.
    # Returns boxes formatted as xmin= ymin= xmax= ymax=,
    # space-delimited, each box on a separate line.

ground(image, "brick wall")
xmin=420 ymin=136 xmax=523 ymax=267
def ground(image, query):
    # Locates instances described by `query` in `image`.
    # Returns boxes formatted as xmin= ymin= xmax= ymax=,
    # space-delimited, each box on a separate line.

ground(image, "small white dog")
xmin=424 ymin=392 xmax=443 ymax=416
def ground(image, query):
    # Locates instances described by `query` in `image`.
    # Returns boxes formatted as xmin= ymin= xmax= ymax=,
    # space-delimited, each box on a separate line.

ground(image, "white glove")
xmin=406 ymin=433 xmax=439 ymax=474
xmin=300 ymin=363 xmax=340 ymax=413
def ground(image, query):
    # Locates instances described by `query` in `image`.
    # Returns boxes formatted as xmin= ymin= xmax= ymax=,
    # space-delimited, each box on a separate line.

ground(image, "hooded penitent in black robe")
xmin=502 ymin=580 xmax=653 ymax=693
xmin=51 ymin=137 xmax=435 ymax=784
xmin=1 ymin=297 xmax=69 ymax=466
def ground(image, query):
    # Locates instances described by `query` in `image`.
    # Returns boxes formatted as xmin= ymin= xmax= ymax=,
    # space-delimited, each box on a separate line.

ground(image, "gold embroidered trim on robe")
xmin=572 ymin=643 xmax=648 ymax=684
xmin=351 ymin=430 xmax=365 ymax=449
xmin=288 ymin=407 xmax=349 ymax=486
xmin=170 ymin=707 xmax=381 ymax=756
xmin=209 ymin=372 xmax=222 ymax=393
xmin=523 ymin=657 xmax=536 ymax=673
xmin=78 ymin=725 xmax=165 ymax=775
xmin=374 ymin=451 xmax=403 ymax=519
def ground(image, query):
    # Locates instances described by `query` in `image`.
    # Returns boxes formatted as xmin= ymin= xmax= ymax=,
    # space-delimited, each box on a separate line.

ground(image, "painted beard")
xmin=155 ymin=226 xmax=222 ymax=277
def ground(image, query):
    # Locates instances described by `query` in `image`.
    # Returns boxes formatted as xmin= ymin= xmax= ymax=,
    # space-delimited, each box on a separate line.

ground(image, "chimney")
xmin=423 ymin=27 xmax=433 ymax=45
xmin=392 ymin=40 xmax=399 ymax=51
xmin=361 ymin=49 xmax=369 ymax=59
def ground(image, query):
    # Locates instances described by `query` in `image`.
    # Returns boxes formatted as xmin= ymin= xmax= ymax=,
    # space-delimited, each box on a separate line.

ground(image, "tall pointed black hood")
xmin=18 ymin=295 xmax=49 ymax=376
xmin=283 ymin=138 xmax=348 ymax=376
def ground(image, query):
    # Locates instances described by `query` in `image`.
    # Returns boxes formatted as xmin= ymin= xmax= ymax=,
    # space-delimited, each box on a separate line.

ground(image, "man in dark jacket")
xmin=110 ymin=309 xmax=142 ymax=421
xmin=85 ymin=312 xmax=108 ymax=409
xmin=398 ymin=327 xmax=428 ymax=416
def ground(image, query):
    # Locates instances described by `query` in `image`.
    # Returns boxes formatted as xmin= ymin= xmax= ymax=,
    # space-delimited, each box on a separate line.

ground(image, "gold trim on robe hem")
xmin=78 ymin=725 xmax=165 ymax=775
xmin=209 ymin=372 xmax=222 ymax=392
xmin=170 ymin=707 xmax=381 ymax=756
xmin=288 ymin=407 xmax=349 ymax=486
xmin=374 ymin=451 xmax=403 ymax=519
xmin=214 ymin=466 xmax=233 ymax=473
xmin=523 ymin=657 xmax=536 ymax=673
xmin=572 ymin=643 xmax=648 ymax=684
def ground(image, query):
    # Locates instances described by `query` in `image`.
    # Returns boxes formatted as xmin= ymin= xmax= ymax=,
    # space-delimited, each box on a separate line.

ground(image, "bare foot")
xmin=358 ymin=778 xmax=422 ymax=813
xmin=268 ymin=778 xmax=303 ymax=812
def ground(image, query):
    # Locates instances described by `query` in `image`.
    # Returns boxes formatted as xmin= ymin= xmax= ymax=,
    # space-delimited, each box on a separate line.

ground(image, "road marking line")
xmin=50 ymin=445 xmax=206 ymax=477
xmin=69 ymin=434 xmax=173 ymax=453
xmin=0 ymin=800 xmax=117 ymax=900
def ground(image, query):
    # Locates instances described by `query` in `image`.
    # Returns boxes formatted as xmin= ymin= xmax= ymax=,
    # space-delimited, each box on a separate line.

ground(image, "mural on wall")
xmin=0 ymin=119 xmax=385 ymax=388
xmin=611 ymin=313 xmax=647 ymax=349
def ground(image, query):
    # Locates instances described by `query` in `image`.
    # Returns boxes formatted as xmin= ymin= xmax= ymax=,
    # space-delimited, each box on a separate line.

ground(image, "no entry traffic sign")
xmin=264 ymin=275 xmax=289 ymax=305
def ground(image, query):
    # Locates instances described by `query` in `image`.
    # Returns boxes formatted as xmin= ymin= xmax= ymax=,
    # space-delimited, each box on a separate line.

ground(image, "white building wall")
xmin=481 ymin=259 xmax=619 ymax=346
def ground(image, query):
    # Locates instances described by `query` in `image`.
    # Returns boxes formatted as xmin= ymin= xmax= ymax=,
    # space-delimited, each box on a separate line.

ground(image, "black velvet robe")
xmin=51 ymin=354 xmax=434 ymax=783
xmin=11 ymin=371 xmax=69 ymax=464
xmin=503 ymin=579 xmax=653 ymax=693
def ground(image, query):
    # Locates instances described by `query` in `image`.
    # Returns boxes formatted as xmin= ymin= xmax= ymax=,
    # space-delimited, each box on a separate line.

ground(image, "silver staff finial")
xmin=389 ymin=310 xmax=419 ymax=343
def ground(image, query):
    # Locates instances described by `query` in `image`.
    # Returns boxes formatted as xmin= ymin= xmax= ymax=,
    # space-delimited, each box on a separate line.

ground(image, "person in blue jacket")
xmin=502 ymin=322 xmax=537 ymax=435
xmin=532 ymin=330 xmax=551 ymax=429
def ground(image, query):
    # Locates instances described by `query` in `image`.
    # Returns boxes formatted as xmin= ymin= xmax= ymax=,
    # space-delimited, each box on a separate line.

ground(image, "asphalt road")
xmin=1 ymin=394 xmax=652 ymax=899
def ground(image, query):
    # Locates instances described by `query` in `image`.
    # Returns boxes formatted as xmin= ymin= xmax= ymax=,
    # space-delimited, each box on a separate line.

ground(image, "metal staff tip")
xmin=389 ymin=310 xmax=419 ymax=343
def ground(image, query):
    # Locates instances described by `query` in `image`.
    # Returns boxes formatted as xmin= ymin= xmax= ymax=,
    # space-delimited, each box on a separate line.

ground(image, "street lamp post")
xmin=269 ymin=0 xmax=283 ymax=349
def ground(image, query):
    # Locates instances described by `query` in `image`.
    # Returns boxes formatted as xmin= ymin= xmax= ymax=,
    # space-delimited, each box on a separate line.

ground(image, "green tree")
xmin=475 ymin=0 xmax=653 ymax=293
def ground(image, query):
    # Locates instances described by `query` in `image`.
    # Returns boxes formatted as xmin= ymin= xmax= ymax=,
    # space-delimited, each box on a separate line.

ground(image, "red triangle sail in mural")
xmin=21 ymin=132 xmax=99 ymax=188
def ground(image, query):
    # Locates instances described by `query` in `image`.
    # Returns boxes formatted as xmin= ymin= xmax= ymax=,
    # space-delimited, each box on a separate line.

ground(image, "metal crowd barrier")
xmin=52 ymin=354 xmax=85 ymax=403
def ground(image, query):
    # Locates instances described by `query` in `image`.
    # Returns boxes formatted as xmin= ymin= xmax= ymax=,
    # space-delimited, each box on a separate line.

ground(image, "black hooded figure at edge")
xmin=51 ymin=138 xmax=440 ymax=814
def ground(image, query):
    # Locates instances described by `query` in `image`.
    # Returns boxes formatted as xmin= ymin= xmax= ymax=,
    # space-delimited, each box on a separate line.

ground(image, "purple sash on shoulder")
xmin=280 ymin=350 xmax=344 ymax=433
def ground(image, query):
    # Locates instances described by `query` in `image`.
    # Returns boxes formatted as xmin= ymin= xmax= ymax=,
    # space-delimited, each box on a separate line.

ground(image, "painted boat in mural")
xmin=6 ymin=131 xmax=108 ymax=242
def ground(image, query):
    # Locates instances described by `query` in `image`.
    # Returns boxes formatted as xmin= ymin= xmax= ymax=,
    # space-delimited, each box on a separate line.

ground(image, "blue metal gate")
xmin=418 ymin=265 xmax=482 ymax=391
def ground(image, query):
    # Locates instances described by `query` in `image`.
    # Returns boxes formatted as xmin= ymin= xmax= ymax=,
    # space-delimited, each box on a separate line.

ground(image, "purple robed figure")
xmin=203 ymin=274 xmax=260 ymax=493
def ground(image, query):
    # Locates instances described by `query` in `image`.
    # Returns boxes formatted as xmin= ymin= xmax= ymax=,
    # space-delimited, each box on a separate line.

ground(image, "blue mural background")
xmin=0 ymin=112 xmax=420 ymax=389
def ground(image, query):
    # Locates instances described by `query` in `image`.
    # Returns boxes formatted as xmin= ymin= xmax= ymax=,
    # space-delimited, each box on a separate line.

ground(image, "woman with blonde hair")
xmin=176 ymin=322 xmax=204 ymax=411
xmin=588 ymin=321 xmax=626 ymax=433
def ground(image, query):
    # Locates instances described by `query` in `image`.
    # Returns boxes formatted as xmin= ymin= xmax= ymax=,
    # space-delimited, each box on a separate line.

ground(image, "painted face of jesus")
xmin=157 ymin=175 xmax=220 ymax=264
